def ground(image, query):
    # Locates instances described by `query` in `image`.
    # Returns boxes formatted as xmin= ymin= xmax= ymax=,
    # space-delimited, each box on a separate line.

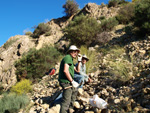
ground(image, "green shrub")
xmin=98 ymin=16 xmax=106 ymax=21
xmin=11 ymin=79 xmax=32 ymax=94
xmin=0 ymin=93 xmax=29 ymax=113
xmin=32 ymin=23 xmax=51 ymax=38
xmin=101 ymin=45 xmax=133 ymax=82
xmin=15 ymin=46 xmax=62 ymax=81
xmin=134 ymin=0 xmax=150 ymax=36
xmin=63 ymin=0 xmax=79 ymax=17
xmin=101 ymin=2 xmax=106 ymax=7
xmin=116 ymin=3 xmax=135 ymax=24
xmin=132 ymin=0 xmax=141 ymax=2
xmin=101 ymin=17 xmax=118 ymax=31
xmin=108 ymin=0 xmax=118 ymax=7
xmin=25 ymin=31 xmax=32 ymax=36
xmin=3 ymin=39 xmax=18 ymax=49
xmin=79 ymin=46 xmax=97 ymax=73
xmin=63 ymin=14 xmax=101 ymax=47
xmin=108 ymin=0 xmax=129 ymax=7
xmin=45 ymin=31 xmax=51 ymax=36
xmin=109 ymin=60 xmax=133 ymax=82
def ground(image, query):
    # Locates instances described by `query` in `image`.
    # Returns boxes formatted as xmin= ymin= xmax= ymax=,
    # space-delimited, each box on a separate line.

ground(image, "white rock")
xmin=48 ymin=104 xmax=60 ymax=113
xmin=114 ymin=99 xmax=120 ymax=104
xmin=78 ymin=97 xmax=89 ymax=103
xmin=73 ymin=101 xmax=80 ymax=109
xmin=41 ymin=104 xmax=49 ymax=110
xmin=78 ymin=88 xmax=84 ymax=96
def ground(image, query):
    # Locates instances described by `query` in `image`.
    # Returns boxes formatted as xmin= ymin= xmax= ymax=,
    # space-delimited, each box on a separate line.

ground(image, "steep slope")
xmin=0 ymin=35 xmax=35 ymax=90
xmin=0 ymin=3 xmax=120 ymax=89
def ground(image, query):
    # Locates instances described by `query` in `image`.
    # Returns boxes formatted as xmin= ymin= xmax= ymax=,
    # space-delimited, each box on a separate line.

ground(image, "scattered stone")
xmin=114 ymin=99 xmax=120 ymax=104
xmin=73 ymin=101 xmax=80 ymax=109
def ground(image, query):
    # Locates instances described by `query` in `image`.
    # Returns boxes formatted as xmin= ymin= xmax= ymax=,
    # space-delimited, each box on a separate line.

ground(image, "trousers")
xmin=59 ymin=82 xmax=78 ymax=113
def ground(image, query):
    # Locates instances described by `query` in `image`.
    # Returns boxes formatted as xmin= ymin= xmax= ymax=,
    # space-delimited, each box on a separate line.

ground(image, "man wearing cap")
xmin=58 ymin=45 xmax=80 ymax=113
xmin=74 ymin=54 xmax=92 ymax=88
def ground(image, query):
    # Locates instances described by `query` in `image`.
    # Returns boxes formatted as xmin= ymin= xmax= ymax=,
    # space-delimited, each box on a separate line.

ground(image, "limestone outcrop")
xmin=0 ymin=35 xmax=35 ymax=89
xmin=78 ymin=3 xmax=119 ymax=19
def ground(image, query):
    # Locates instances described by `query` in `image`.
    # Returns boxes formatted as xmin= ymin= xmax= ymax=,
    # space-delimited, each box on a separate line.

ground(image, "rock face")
xmin=78 ymin=3 xmax=119 ymax=19
xmin=0 ymin=35 xmax=35 ymax=89
xmin=36 ymin=17 xmax=69 ymax=50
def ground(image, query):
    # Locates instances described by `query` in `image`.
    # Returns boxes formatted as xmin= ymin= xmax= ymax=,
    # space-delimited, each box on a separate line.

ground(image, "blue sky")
xmin=0 ymin=0 xmax=131 ymax=47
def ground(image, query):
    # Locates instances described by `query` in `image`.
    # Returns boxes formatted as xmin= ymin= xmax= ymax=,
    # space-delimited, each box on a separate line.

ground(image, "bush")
xmin=100 ymin=2 xmax=106 ymax=8
xmin=11 ymin=79 xmax=32 ymax=94
xmin=109 ymin=60 xmax=133 ymax=82
xmin=45 ymin=31 xmax=51 ymax=36
xmin=101 ymin=17 xmax=118 ymax=31
xmin=108 ymin=0 xmax=118 ymax=7
xmin=96 ymin=32 xmax=112 ymax=45
xmin=63 ymin=0 xmax=79 ymax=17
xmin=116 ymin=3 xmax=135 ymax=24
xmin=15 ymin=46 xmax=62 ymax=81
xmin=79 ymin=46 xmax=97 ymax=73
xmin=63 ymin=14 xmax=101 ymax=47
xmin=100 ymin=45 xmax=133 ymax=82
xmin=25 ymin=31 xmax=32 ymax=36
xmin=32 ymin=23 xmax=51 ymax=38
xmin=132 ymin=0 xmax=141 ymax=2
xmin=134 ymin=0 xmax=150 ymax=36
xmin=108 ymin=0 xmax=129 ymax=7
xmin=98 ymin=16 xmax=106 ymax=21
xmin=0 ymin=93 xmax=29 ymax=113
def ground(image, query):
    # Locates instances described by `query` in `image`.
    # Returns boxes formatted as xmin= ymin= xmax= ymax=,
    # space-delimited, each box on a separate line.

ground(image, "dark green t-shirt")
xmin=58 ymin=54 xmax=74 ymax=83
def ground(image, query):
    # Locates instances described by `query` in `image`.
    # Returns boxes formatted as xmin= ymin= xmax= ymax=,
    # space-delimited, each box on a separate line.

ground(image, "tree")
xmin=63 ymin=0 xmax=79 ymax=17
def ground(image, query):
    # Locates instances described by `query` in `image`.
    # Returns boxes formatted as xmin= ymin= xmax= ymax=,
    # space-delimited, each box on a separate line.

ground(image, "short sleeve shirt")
xmin=59 ymin=54 xmax=74 ymax=83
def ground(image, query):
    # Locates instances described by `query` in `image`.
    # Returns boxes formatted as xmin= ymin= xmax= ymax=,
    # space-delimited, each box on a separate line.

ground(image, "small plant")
xmin=100 ymin=2 xmax=106 ymax=7
xmin=32 ymin=23 xmax=51 ymax=38
xmin=11 ymin=79 xmax=32 ymax=94
xmin=109 ymin=60 xmax=133 ymax=82
xmin=101 ymin=17 xmax=118 ymax=31
xmin=100 ymin=45 xmax=134 ymax=82
xmin=79 ymin=46 xmax=97 ymax=73
xmin=132 ymin=0 xmax=141 ymax=2
xmin=96 ymin=31 xmax=112 ymax=45
xmin=3 ymin=39 xmax=18 ymax=49
xmin=45 ymin=31 xmax=51 ymax=36
xmin=0 ymin=93 xmax=30 ymax=113
xmin=108 ymin=0 xmax=118 ymax=7
xmin=98 ymin=16 xmax=106 ymax=21
xmin=63 ymin=0 xmax=79 ymax=17
xmin=25 ymin=31 xmax=33 ymax=35
xmin=108 ymin=0 xmax=129 ymax=7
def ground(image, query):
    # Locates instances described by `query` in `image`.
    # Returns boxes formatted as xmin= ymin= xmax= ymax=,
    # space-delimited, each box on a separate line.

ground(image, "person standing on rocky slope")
xmin=74 ymin=54 xmax=93 ymax=88
xmin=58 ymin=45 xmax=80 ymax=113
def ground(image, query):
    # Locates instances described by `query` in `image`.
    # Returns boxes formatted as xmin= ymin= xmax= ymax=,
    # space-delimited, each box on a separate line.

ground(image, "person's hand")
xmin=71 ymin=80 xmax=79 ymax=88
xmin=78 ymin=54 xmax=82 ymax=62
xmin=88 ymin=78 xmax=93 ymax=83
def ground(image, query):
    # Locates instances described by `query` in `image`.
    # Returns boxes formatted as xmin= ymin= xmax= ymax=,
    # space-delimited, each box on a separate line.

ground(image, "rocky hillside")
xmin=0 ymin=2 xmax=150 ymax=113
xmin=0 ymin=3 xmax=119 ymax=89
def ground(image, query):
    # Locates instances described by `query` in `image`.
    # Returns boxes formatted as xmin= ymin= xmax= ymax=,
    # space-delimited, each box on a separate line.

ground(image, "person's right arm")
xmin=64 ymin=63 xmax=79 ymax=87
xmin=63 ymin=63 xmax=73 ymax=82
xmin=74 ymin=62 xmax=81 ymax=73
